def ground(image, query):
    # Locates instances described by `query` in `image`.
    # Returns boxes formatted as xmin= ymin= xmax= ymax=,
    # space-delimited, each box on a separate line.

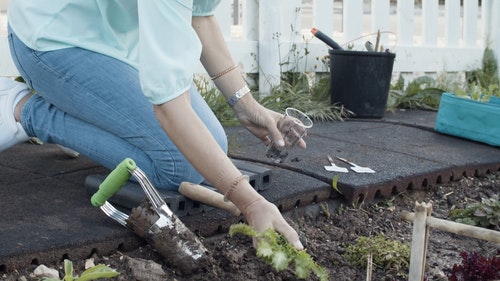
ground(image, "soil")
xmin=2 ymin=172 xmax=499 ymax=281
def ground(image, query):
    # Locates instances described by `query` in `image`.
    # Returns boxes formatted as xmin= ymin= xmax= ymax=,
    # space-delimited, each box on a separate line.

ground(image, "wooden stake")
xmin=408 ymin=202 xmax=431 ymax=281
xmin=401 ymin=211 xmax=500 ymax=244
xmin=366 ymin=253 xmax=373 ymax=281
xmin=401 ymin=201 xmax=500 ymax=281
xmin=422 ymin=204 xmax=433 ymax=279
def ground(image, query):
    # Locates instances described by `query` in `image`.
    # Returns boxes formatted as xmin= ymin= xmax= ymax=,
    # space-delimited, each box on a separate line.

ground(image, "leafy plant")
xmin=229 ymin=223 xmax=329 ymax=281
xmin=449 ymin=194 xmax=500 ymax=230
xmin=448 ymin=250 xmax=500 ymax=281
xmin=453 ymin=47 xmax=500 ymax=102
xmin=387 ymin=47 xmax=500 ymax=110
xmin=453 ymin=83 xmax=500 ymax=102
xmin=387 ymin=75 xmax=446 ymax=111
xmin=466 ymin=48 xmax=499 ymax=94
xmin=43 ymin=259 xmax=119 ymax=281
xmin=342 ymin=234 xmax=411 ymax=277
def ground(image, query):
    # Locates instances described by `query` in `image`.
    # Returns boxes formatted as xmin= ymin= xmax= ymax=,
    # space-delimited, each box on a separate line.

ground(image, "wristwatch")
xmin=227 ymin=85 xmax=250 ymax=107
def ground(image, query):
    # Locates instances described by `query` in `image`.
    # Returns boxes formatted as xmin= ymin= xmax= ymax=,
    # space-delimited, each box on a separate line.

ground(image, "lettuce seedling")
xmin=43 ymin=259 xmax=119 ymax=281
xmin=229 ymin=223 xmax=328 ymax=281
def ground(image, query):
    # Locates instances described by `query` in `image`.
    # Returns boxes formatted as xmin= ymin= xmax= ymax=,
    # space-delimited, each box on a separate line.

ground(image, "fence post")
xmin=343 ymin=0 xmax=363 ymax=43
xmin=371 ymin=0 xmax=390 ymax=46
xmin=242 ymin=0 xmax=258 ymax=41
xmin=444 ymin=0 xmax=460 ymax=47
xmin=485 ymin=0 xmax=500 ymax=79
xmin=422 ymin=0 xmax=438 ymax=46
xmin=279 ymin=0 xmax=302 ymax=73
xmin=0 ymin=0 xmax=8 ymax=11
xmin=463 ymin=0 xmax=479 ymax=48
xmin=214 ymin=1 xmax=232 ymax=39
xmin=258 ymin=0 xmax=281 ymax=95
xmin=313 ymin=0 xmax=334 ymax=38
xmin=397 ymin=0 xmax=415 ymax=46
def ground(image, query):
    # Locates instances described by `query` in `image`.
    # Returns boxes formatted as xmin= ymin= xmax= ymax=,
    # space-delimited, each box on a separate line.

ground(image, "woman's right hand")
xmin=241 ymin=197 xmax=304 ymax=250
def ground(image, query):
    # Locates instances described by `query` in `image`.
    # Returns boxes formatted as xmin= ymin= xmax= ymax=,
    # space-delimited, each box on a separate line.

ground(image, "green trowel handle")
xmin=91 ymin=158 xmax=137 ymax=207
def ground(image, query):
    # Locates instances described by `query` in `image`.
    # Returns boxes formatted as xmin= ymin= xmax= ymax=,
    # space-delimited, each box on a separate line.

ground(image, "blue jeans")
xmin=8 ymin=28 xmax=228 ymax=191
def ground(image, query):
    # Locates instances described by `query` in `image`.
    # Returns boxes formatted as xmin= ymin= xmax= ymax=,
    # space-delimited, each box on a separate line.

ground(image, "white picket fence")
xmin=1 ymin=0 xmax=499 ymax=93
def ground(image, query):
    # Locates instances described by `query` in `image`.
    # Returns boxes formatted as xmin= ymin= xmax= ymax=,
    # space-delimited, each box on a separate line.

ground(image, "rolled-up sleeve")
xmin=137 ymin=0 xmax=202 ymax=104
xmin=192 ymin=0 xmax=222 ymax=16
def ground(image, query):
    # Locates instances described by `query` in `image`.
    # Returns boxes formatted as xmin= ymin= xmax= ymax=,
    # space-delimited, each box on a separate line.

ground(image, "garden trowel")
xmin=335 ymin=157 xmax=375 ymax=173
xmin=324 ymin=155 xmax=349 ymax=173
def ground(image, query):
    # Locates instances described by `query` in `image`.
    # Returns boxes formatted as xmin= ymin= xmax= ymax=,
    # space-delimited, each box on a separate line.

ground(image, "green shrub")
xmin=343 ymin=234 xmax=411 ymax=277
xmin=449 ymin=194 xmax=500 ymax=230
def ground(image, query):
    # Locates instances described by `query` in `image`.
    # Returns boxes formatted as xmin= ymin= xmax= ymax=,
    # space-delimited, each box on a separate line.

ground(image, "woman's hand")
xmin=233 ymin=96 xmax=307 ymax=149
xmin=242 ymin=197 xmax=304 ymax=250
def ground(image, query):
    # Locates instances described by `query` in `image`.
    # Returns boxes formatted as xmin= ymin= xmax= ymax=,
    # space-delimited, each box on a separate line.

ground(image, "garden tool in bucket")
xmin=90 ymin=158 xmax=210 ymax=273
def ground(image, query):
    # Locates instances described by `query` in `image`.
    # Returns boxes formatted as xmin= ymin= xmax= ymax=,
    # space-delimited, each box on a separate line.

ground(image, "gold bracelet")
xmin=223 ymin=174 xmax=249 ymax=202
xmin=210 ymin=64 xmax=238 ymax=80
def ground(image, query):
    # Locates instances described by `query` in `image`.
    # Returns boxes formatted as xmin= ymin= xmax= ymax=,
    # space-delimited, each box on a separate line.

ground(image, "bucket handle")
xmin=342 ymin=31 xmax=398 ymax=53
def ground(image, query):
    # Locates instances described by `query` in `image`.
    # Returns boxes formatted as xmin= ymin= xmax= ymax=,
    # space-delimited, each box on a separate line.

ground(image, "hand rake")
xmin=90 ymin=158 xmax=209 ymax=273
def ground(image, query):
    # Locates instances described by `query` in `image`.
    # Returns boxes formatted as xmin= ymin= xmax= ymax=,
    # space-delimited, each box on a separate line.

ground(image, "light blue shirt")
xmin=8 ymin=0 xmax=221 ymax=104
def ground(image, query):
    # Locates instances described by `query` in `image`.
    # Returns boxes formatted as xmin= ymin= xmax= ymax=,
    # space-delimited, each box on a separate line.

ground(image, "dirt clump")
xmin=126 ymin=200 xmax=212 ymax=274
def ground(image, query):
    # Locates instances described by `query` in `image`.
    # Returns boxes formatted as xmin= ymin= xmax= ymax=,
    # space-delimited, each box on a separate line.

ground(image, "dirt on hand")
xmin=2 ymin=172 xmax=499 ymax=281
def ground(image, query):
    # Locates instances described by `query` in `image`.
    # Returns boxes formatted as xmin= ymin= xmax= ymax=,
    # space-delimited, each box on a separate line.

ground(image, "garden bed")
xmin=2 ymin=172 xmax=499 ymax=281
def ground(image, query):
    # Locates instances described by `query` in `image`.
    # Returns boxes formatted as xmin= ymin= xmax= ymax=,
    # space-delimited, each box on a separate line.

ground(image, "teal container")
xmin=435 ymin=93 xmax=500 ymax=146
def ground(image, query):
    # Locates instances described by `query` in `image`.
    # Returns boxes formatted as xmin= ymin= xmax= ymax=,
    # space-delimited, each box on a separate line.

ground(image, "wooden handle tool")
xmin=179 ymin=182 xmax=241 ymax=216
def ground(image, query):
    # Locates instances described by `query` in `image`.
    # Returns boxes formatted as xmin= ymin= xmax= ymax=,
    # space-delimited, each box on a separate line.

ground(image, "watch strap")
xmin=227 ymin=85 xmax=250 ymax=107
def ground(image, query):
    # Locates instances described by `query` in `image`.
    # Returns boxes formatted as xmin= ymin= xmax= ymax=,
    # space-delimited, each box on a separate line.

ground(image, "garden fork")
xmin=100 ymin=201 xmax=128 ymax=227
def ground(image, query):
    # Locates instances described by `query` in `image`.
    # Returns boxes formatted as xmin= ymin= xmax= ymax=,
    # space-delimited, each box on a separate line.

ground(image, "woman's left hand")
xmin=232 ymin=96 xmax=307 ymax=149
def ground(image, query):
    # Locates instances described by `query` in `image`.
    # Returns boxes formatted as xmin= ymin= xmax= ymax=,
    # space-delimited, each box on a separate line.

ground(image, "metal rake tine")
xmin=101 ymin=202 xmax=128 ymax=227
xmin=102 ymin=202 xmax=128 ymax=223
xmin=132 ymin=168 xmax=165 ymax=209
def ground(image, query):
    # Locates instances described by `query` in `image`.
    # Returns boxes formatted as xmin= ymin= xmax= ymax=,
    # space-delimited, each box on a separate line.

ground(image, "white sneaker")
xmin=0 ymin=77 xmax=30 ymax=152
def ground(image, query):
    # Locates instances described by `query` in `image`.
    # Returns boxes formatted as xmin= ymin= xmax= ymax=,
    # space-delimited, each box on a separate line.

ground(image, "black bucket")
xmin=329 ymin=49 xmax=396 ymax=118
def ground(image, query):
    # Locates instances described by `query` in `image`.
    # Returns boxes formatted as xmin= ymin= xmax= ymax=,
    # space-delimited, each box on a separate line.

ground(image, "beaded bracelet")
xmin=211 ymin=64 xmax=239 ymax=80
xmin=223 ymin=174 xmax=249 ymax=202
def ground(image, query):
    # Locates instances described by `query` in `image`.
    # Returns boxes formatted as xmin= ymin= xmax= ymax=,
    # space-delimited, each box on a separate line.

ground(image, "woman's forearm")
xmin=153 ymin=93 xmax=261 ymax=209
